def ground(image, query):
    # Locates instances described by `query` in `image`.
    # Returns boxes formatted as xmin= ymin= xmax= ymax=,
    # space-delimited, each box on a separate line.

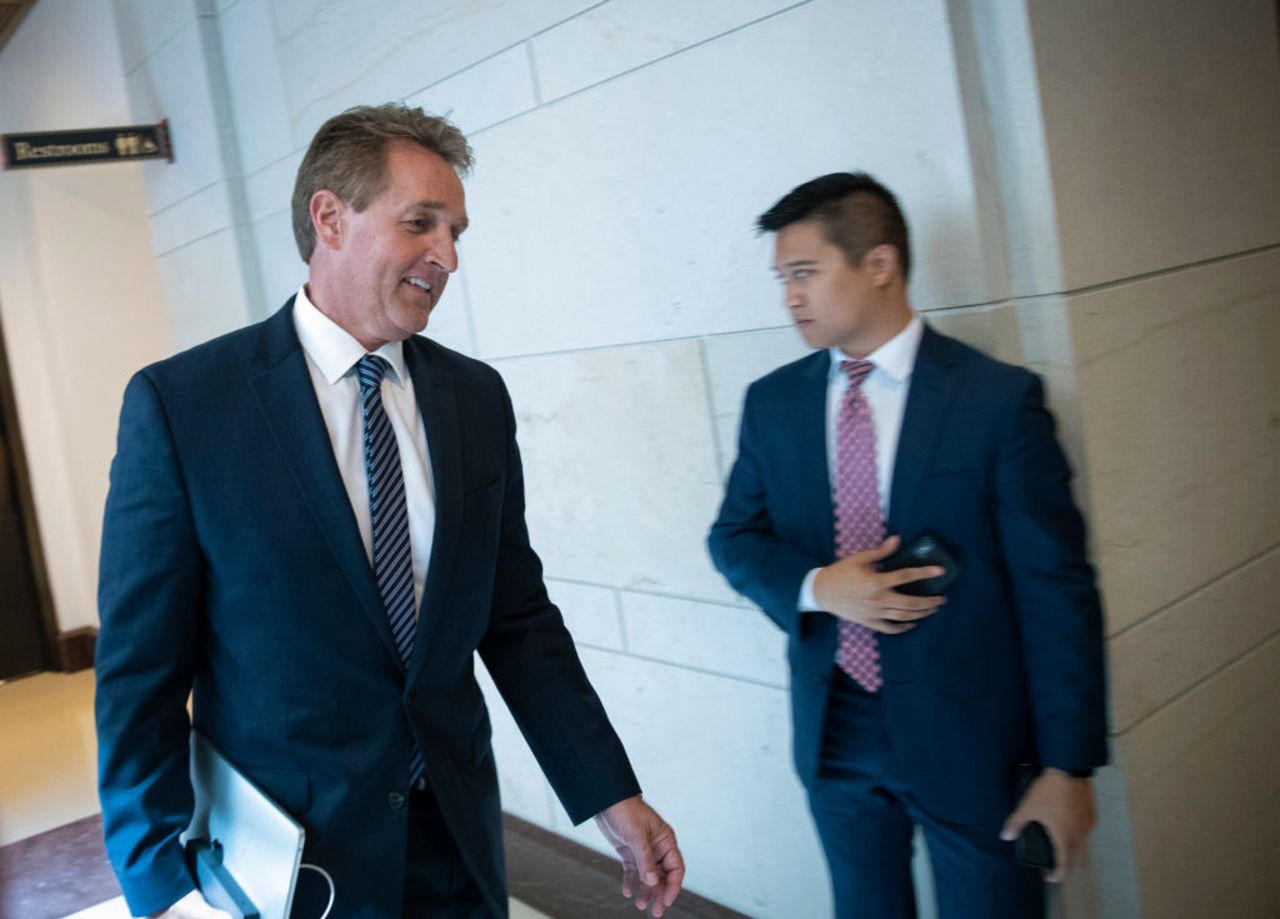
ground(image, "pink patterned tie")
xmin=834 ymin=359 xmax=884 ymax=692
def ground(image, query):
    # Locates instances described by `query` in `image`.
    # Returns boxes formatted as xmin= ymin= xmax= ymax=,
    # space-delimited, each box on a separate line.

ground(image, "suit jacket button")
xmin=388 ymin=792 xmax=406 ymax=809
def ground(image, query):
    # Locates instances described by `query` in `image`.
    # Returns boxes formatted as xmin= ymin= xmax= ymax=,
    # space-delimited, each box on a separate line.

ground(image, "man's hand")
xmin=594 ymin=795 xmax=685 ymax=916
xmin=813 ymin=535 xmax=946 ymax=633
xmin=1000 ymin=769 xmax=1097 ymax=882
xmin=148 ymin=889 xmax=233 ymax=919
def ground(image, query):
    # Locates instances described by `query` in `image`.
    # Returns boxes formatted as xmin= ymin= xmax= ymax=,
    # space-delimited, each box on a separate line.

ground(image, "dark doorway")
xmin=0 ymin=318 xmax=53 ymax=680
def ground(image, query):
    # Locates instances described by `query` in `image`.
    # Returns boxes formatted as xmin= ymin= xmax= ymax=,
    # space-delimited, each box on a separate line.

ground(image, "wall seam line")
xmin=148 ymin=179 xmax=223 ymax=219
xmin=123 ymin=16 xmax=201 ymax=78
xmin=1107 ymin=541 xmax=1280 ymax=641
xmin=152 ymin=219 xmax=262 ymax=260
xmin=524 ymin=40 xmax=543 ymax=107
xmin=296 ymin=1 xmax=615 ymax=130
xmin=544 ymin=576 xmax=752 ymax=612
xmin=1027 ymin=242 xmax=1280 ymax=303
xmin=533 ymin=0 xmax=816 ymax=108
xmin=576 ymin=645 xmax=787 ymax=690
xmin=479 ymin=235 xmax=1280 ymax=361
xmin=1111 ymin=626 xmax=1280 ymax=736
xmin=696 ymin=338 xmax=729 ymax=483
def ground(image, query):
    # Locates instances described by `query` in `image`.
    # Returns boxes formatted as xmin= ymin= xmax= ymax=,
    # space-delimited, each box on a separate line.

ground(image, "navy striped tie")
xmin=357 ymin=355 xmax=425 ymax=785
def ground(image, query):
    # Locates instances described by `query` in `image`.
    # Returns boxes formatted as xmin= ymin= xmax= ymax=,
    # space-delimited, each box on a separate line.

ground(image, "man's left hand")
xmin=594 ymin=795 xmax=685 ymax=916
xmin=1000 ymin=769 xmax=1096 ymax=882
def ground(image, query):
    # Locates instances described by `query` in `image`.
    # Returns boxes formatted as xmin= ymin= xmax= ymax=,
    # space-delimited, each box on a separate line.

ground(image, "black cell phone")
xmin=879 ymin=531 xmax=961 ymax=596
xmin=1015 ymin=820 xmax=1056 ymax=870
xmin=1013 ymin=764 xmax=1057 ymax=871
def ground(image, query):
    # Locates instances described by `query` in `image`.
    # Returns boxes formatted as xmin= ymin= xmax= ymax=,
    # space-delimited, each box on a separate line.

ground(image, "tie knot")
xmin=357 ymin=354 xmax=390 ymax=395
xmin=841 ymin=359 xmax=874 ymax=387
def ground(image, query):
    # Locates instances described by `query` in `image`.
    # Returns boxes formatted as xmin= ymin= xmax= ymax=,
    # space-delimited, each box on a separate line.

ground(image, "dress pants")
xmin=402 ymin=780 xmax=493 ymax=918
xmin=287 ymin=779 xmax=492 ymax=918
xmin=807 ymin=669 xmax=1044 ymax=919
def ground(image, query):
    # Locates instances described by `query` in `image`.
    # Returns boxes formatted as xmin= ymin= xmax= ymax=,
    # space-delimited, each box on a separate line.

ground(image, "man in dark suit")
xmin=707 ymin=173 xmax=1107 ymax=918
xmin=95 ymin=104 xmax=684 ymax=919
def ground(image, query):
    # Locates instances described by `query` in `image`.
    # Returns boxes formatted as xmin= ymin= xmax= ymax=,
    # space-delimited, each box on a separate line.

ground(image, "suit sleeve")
xmin=476 ymin=381 xmax=640 ymax=824
xmin=994 ymin=373 xmax=1109 ymax=772
xmin=95 ymin=371 xmax=201 ymax=916
xmin=707 ymin=383 xmax=826 ymax=638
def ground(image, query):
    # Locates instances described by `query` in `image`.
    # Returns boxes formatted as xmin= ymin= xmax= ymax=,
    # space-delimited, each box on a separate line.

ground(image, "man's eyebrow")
xmin=403 ymin=200 xmax=449 ymax=213
xmin=403 ymin=201 xmax=469 ymax=234
xmin=773 ymin=258 xmax=819 ymax=271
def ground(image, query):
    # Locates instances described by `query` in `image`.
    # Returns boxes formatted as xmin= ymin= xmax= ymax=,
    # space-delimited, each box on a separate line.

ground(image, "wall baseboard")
xmin=2 ymin=810 xmax=747 ymax=918
xmin=503 ymin=812 xmax=746 ymax=918
xmin=55 ymin=627 xmax=96 ymax=673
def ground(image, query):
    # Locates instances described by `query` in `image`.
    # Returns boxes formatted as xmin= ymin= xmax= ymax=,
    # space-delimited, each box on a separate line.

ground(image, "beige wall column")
xmin=956 ymin=1 xmax=1280 ymax=915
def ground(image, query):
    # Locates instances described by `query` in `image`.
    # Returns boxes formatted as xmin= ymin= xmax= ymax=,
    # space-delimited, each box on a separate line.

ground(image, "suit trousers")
xmin=402 ymin=781 xmax=494 ymax=918
xmin=286 ymin=779 xmax=492 ymax=919
xmin=807 ymin=669 xmax=1044 ymax=919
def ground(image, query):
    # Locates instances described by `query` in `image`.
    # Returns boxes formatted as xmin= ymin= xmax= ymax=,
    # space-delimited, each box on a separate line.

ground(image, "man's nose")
xmin=426 ymin=228 xmax=459 ymax=273
xmin=784 ymin=281 xmax=803 ymax=309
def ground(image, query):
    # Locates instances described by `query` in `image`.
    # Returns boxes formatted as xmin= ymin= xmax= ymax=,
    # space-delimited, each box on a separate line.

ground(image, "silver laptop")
xmin=183 ymin=732 xmax=306 ymax=919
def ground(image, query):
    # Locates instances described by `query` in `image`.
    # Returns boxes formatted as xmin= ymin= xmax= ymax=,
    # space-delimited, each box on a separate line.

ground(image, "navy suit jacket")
xmin=96 ymin=299 xmax=639 ymax=917
xmin=708 ymin=326 xmax=1107 ymax=824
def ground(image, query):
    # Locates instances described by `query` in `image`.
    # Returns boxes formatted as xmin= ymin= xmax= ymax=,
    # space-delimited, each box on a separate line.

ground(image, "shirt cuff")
xmin=1045 ymin=766 xmax=1096 ymax=779
xmin=798 ymin=568 xmax=822 ymax=612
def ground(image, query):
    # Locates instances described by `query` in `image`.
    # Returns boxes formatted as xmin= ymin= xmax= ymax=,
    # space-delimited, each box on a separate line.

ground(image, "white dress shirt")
xmin=292 ymin=285 xmax=436 ymax=615
xmin=799 ymin=314 xmax=924 ymax=611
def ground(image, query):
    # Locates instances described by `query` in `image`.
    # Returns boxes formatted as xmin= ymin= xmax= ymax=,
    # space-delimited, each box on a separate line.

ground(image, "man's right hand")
xmin=813 ymin=535 xmax=946 ymax=633
xmin=148 ymin=890 xmax=233 ymax=919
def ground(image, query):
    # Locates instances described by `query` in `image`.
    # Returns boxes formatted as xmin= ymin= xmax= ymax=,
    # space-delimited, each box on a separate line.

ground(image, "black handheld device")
xmin=1012 ymin=764 xmax=1058 ymax=871
xmin=1014 ymin=820 xmax=1056 ymax=870
xmin=879 ymin=531 xmax=961 ymax=596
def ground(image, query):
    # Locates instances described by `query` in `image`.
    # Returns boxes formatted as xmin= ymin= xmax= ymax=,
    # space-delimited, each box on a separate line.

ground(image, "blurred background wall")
xmin=1 ymin=0 xmax=1277 ymax=915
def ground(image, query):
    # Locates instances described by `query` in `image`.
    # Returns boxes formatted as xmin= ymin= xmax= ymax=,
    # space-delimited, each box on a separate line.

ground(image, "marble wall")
xmin=91 ymin=0 xmax=1280 ymax=915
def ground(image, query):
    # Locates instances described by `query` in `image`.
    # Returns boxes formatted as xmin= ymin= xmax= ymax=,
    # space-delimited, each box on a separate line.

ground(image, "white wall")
xmin=0 ymin=0 xmax=173 ymax=632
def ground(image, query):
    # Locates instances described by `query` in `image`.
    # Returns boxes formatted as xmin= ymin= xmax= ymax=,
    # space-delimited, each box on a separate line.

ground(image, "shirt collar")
xmin=827 ymin=314 xmax=924 ymax=385
xmin=292 ymin=284 xmax=409 ymax=387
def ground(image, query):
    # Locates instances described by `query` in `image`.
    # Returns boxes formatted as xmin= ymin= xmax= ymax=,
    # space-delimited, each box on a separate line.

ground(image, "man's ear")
xmin=864 ymin=244 xmax=900 ymax=287
xmin=310 ymin=189 xmax=346 ymax=252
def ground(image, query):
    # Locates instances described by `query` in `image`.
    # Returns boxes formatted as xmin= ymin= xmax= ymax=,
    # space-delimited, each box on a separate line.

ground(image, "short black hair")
xmin=757 ymin=172 xmax=911 ymax=279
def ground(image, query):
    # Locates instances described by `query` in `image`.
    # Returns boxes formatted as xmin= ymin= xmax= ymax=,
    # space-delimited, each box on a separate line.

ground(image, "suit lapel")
xmin=247 ymin=300 xmax=403 ymax=668
xmin=403 ymin=337 xmax=461 ymax=679
xmin=793 ymin=352 xmax=837 ymax=560
xmin=887 ymin=325 xmax=958 ymax=533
